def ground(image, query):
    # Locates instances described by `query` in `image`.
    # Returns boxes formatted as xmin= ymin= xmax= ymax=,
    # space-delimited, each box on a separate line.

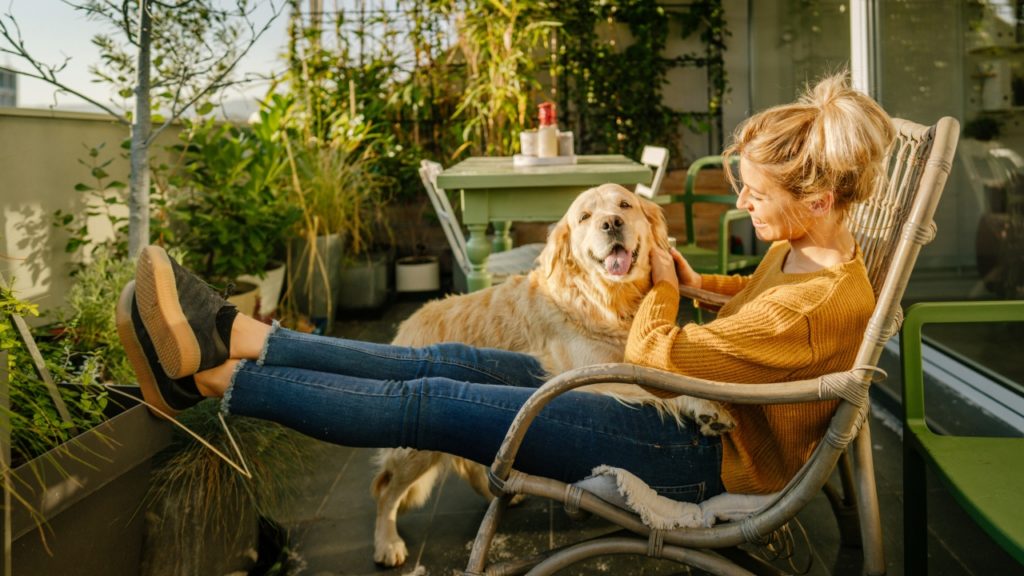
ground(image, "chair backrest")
xmin=850 ymin=118 xmax=959 ymax=304
xmin=680 ymin=155 xmax=740 ymax=246
xmin=634 ymin=145 xmax=669 ymax=199
xmin=419 ymin=160 xmax=471 ymax=275
xmin=777 ymin=116 xmax=959 ymax=534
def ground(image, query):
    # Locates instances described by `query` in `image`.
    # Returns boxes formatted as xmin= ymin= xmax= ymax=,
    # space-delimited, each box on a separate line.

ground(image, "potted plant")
xmin=139 ymin=401 xmax=310 ymax=576
xmin=162 ymin=116 xmax=300 ymax=318
xmin=266 ymin=89 xmax=393 ymax=329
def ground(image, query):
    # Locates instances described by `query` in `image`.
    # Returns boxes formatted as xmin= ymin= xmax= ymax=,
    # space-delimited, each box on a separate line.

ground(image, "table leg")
xmin=493 ymin=221 xmax=513 ymax=253
xmin=465 ymin=223 xmax=493 ymax=292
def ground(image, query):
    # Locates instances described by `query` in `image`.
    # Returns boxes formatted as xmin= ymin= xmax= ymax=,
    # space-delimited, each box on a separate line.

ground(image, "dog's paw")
xmin=695 ymin=409 xmax=736 ymax=436
xmin=373 ymin=537 xmax=408 ymax=567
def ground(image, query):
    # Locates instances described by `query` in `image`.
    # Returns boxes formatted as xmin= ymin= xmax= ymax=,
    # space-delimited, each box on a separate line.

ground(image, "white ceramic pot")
xmin=225 ymin=281 xmax=259 ymax=317
xmin=395 ymin=255 xmax=440 ymax=293
xmin=239 ymin=261 xmax=287 ymax=320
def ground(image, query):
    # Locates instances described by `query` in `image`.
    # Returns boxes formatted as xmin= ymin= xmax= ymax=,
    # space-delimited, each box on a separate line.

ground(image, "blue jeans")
xmin=223 ymin=326 xmax=724 ymax=503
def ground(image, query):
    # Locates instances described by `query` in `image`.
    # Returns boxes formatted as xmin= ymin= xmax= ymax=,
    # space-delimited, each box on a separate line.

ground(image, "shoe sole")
xmin=116 ymin=281 xmax=178 ymax=419
xmin=135 ymin=246 xmax=201 ymax=379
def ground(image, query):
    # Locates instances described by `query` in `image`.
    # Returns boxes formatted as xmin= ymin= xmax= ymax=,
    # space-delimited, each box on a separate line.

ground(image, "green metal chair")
xmin=653 ymin=155 xmax=762 ymax=275
xmin=901 ymin=300 xmax=1024 ymax=570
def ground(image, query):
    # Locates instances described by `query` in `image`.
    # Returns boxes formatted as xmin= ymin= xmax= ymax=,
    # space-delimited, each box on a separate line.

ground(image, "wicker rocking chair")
xmin=462 ymin=116 xmax=960 ymax=576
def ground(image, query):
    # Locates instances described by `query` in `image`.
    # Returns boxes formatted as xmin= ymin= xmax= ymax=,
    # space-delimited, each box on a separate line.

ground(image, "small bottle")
xmin=537 ymin=102 xmax=558 ymax=158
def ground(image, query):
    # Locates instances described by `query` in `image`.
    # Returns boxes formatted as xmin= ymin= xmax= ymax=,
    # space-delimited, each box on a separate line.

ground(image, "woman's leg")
xmin=222 ymin=362 xmax=724 ymax=502
xmin=131 ymin=244 xmax=546 ymax=392
xmin=251 ymin=323 xmax=548 ymax=389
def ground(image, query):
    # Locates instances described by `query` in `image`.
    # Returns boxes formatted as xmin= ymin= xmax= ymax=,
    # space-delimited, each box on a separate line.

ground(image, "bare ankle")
xmin=229 ymin=314 xmax=272 ymax=359
xmin=194 ymin=360 xmax=239 ymax=397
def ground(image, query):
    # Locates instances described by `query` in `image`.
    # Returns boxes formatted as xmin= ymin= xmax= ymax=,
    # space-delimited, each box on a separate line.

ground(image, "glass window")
xmin=878 ymin=0 xmax=1023 ymax=387
xmin=749 ymin=0 xmax=850 ymax=112
xmin=748 ymin=1 xmax=1022 ymax=390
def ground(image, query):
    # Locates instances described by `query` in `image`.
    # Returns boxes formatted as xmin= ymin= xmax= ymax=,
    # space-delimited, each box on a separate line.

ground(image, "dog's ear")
xmin=638 ymin=196 xmax=671 ymax=251
xmin=539 ymin=214 xmax=574 ymax=278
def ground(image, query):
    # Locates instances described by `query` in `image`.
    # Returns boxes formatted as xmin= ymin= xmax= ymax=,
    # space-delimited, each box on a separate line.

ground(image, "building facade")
xmin=0 ymin=68 xmax=16 ymax=107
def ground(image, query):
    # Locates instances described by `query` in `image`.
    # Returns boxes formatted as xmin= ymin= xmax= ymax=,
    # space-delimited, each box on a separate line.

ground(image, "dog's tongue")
xmin=604 ymin=247 xmax=632 ymax=276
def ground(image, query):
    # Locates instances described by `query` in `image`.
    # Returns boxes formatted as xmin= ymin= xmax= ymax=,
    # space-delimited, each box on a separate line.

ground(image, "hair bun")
xmin=723 ymin=70 xmax=895 ymax=215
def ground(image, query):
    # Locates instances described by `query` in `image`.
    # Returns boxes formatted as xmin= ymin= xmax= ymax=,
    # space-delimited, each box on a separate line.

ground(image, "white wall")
xmin=0 ymin=108 xmax=179 ymax=315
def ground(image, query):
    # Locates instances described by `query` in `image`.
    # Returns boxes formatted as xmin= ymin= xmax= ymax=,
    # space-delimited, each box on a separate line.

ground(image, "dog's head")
xmin=534 ymin=183 xmax=671 ymax=329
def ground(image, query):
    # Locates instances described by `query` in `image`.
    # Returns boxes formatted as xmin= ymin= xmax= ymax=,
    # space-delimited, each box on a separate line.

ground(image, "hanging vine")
xmin=548 ymin=0 xmax=729 ymax=164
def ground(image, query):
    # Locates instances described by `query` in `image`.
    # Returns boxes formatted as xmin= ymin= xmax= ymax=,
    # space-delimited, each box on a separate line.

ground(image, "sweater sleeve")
xmin=698 ymin=272 xmax=750 ymax=296
xmin=625 ymin=281 xmax=682 ymax=369
xmin=626 ymin=285 xmax=814 ymax=382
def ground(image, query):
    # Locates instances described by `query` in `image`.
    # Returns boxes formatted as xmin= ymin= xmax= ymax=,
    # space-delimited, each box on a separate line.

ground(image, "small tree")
xmin=0 ymin=0 xmax=284 ymax=256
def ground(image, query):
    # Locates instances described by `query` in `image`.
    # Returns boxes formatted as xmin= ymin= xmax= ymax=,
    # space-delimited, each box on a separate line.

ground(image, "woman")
xmin=117 ymin=72 xmax=891 ymax=502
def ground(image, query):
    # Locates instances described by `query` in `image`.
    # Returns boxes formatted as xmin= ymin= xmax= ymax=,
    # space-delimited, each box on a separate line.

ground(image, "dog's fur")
xmin=370 ymin=184 xmax=733 ymax=566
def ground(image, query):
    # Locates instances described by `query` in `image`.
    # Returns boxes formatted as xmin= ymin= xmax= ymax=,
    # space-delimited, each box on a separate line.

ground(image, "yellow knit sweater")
xmin=624 ymin=241 xmax=875 ymax=493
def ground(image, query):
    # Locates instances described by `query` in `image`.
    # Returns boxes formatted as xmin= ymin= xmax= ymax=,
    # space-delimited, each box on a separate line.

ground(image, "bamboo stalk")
xmin=0 ymin=273 xmax=75 ymax=434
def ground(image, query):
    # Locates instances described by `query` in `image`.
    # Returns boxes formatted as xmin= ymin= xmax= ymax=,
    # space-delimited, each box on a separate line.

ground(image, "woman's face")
xmin=735 ymin=158 xmax=816 ymax=243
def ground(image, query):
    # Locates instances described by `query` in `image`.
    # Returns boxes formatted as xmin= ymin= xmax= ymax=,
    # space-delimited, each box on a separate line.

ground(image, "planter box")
xmin=289 ymin=233 xmax=344 ymax=332
xmin=338 ymin=252 xmax=389 ymax=311
xmin=5 ymin=388 xmax=174 ymax=576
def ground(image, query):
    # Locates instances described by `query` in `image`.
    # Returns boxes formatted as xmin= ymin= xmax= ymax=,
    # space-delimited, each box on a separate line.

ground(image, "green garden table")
xmin=437 ymin=154 xmax=651 ymax=291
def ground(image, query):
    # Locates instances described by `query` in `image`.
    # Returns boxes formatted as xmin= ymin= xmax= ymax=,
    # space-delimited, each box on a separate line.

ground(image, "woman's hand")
xmin=671 ymin=248 xmax=702 ymax=290
xmin=650 ymin=246 xmax=701 ymax=291
xmin=650 ymin=246 xmax=679 ymax=290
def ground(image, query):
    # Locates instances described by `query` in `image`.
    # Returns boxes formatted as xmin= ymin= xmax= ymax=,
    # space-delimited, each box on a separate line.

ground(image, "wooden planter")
xmin=3 ymin=385 xmax=174 ymax=576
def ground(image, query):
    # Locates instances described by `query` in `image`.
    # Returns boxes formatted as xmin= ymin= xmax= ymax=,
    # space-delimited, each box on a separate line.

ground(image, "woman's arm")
xmin=698 ymin=273 xmax=750 ymax=297
xmin=625 ymin=284 xmax=812 ymax=384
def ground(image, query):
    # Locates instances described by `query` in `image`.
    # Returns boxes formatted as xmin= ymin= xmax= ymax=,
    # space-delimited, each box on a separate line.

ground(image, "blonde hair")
xmin=723 ymin=72 xmax=895 ymax=217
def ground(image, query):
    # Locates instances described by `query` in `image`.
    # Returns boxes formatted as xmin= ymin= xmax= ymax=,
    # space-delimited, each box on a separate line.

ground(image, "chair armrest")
xmin=489 ymin=362 xmax=875 ymax=482
xmin=901 ymin=301 xmax=1024 ymax=428
xmin=678 ymin=285 xmax=731 ymax=308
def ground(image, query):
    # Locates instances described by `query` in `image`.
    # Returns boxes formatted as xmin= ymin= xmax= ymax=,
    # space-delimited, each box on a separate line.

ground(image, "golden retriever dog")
xmin=370 ymin=183 xmax=733 ymax=567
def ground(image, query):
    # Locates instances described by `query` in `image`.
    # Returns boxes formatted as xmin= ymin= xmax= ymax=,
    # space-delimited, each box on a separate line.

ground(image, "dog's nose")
xmin=601 ymin=216 xmax=624 ymax=233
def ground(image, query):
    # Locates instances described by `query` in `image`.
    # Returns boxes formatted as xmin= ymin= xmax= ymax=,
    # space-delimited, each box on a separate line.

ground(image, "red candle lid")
xmin=538 ymin=102 xmax=556 ymax=126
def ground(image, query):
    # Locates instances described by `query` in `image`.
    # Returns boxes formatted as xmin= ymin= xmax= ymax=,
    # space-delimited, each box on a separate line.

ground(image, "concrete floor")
xmin=268 ymin=296 xmax=1021 ymax=576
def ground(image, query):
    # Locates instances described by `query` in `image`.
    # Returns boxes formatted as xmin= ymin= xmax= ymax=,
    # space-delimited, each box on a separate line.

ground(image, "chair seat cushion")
xmin=574 ymin=465 xmax=776 ymax=530
xmin=487 ymin=243 xmax=545 ymax=276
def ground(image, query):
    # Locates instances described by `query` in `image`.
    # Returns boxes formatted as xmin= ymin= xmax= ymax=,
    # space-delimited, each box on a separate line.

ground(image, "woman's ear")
xmin=809 ymin=192 xmax=834 ymax=216
xmin=639 ymin=196 xmax=671 ymax=250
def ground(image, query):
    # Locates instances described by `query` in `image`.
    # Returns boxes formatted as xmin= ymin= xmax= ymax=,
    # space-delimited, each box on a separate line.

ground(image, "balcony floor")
xmin=269 ymin=297 xmax=1020 ymax=576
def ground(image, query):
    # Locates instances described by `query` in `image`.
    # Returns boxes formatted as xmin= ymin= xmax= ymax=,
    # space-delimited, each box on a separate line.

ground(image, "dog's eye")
xmin=619 ymin=200 xmax=631 ymax=209
xmin=579 ymin=212 xmax=591 ymax=222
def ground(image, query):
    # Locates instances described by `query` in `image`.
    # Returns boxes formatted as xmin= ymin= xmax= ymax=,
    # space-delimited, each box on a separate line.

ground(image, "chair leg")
xmin=903 ymin=434 xmax=928 ymax=574
xmin=823 ymin=451 xmax=863 ymax=548
xmin=851 ymin=420 xmax=887 ymax=575
xmin=464 ymin=494 xmax=510 ymax=576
